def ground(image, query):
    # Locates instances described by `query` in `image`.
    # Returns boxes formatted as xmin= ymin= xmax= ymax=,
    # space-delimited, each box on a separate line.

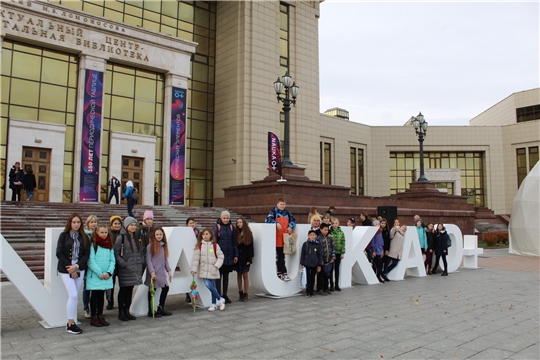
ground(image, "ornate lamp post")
xmin=273 ymin=71 xmax=299 ymax=166
xmin=411 ymin=112 xmax=429 ymax=182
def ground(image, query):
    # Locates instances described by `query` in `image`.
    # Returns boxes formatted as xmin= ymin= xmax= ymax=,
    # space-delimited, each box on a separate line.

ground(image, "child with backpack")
xmin=86 ymin=224 xmax=115 ymax=327
xmin=145 ymin=227 xmax=173 ymax=317
xmin=191 ymin=229 xmax=226 ymax=312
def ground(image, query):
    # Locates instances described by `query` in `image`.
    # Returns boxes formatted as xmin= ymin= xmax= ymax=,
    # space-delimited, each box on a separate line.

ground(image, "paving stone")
xmin=467 ymin=346 xmax=515 ymax=359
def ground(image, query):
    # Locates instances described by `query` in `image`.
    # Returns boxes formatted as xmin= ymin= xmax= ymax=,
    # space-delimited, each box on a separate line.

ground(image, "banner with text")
xmin=268 ymin=132 xmax=282 ymax=176
xmin=169 ymin=87 xmax=186 ymax=205
xmin=79 ymin=69 xmax=103 ymax=202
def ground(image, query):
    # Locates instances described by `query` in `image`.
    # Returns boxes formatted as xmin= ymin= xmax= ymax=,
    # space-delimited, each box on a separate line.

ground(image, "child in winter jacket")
xmin=145 ymin=227 xmax=173 ymax=318
xmin=329 ymin=217 xmax=345 ymax=291
xmin=316 ymin=223 xmax=336 ymax=295
xmin=300 ymin=230 xmax=322 ymax=297
xmin=86 ymin=225 xmax=115 ymax=327
xmin=191 ymin=229 xmax=226 ymax=312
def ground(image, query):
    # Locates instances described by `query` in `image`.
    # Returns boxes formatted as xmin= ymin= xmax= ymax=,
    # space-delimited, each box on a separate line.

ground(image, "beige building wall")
xmin=213 ymin=1 xmax=321 ymax=197
xmin=470 ymin=88 xmax=540 ymax=126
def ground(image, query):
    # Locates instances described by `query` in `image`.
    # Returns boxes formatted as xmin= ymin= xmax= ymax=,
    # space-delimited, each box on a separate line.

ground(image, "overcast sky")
xmin=318 ymin=1 xmax=539 ymax=126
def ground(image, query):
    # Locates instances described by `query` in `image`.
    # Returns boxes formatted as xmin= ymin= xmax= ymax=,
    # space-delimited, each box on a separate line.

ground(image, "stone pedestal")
xmin=214 ymin=168 xmax=476 ymax=235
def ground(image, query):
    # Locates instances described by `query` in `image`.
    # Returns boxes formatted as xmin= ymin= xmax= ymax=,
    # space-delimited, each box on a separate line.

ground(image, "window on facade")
xmin=1 ymin=40 xmax=78 ymax=202
xmin=320 ymin=142 xmax=331 ymax=185
xmin=529 ymin=146 xmax=539 ymax=171
xmin=279 ymin=3 xmax=289 ymax=76
xmin=54 ymin=0 xmax=216 ymax=206
xmin=516 ymin=105 xmax=540 ymax=123
xmin=350 ymin=147 xmax=364 ymax=196
xmin=390 ymin=151 xmax=485 ymax=207
xmin=516 ymin=148 xmax=527 ymax=188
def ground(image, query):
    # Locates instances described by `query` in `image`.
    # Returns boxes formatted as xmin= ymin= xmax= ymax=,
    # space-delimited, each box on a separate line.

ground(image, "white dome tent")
xmin=509 ymin=162 xmax=540 ymax=257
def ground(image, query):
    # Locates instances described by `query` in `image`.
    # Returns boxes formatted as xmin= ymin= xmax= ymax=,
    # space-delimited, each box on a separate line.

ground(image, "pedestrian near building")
xmin=121 ymin=180 xmax=136 ymax=217
xmin=107 ymin=175 xmax=121 ymax=204
xmin=9 ymin=162 xmax=24 ymax=204
xmin=23 ymin=167 xmax=36 ymax=201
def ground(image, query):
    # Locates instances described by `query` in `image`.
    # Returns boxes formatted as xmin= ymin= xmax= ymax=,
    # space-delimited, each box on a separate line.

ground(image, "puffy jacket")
xmin=316 ymin=233 xmax=336 ymax=264
xmin=56 ymin=231 xmax=90 ymax=273
xmin=114 ymin=228 xmax=143 ymax=287
xmin=330 ymin=226 xmax=346 ymax=255
xmin=191 ymin=241 xmax=224 ymax=279
xmin=144 ymin=243 xmax=171 ymax=288
xmin=213 ymin=220 xmax=238 ymax=266
xmin=300 ymin=239 xmax=323 ymax=268
xmin=264 ymin=206 xmax=297 ymax=247
xmin=388 ymin=227 xmax=405 ymax=259
xmin=436 ymin=231 xmax=450 ymax=255
xmin=426 ymin=230 xmax=436 ymax=250
xmin=416 ymin=226 xmax=427 ymax=249
xmin=381 ymin=227 xmax=391 ymax=252
xmin=86 ymin=244 xmax=115 ymax=290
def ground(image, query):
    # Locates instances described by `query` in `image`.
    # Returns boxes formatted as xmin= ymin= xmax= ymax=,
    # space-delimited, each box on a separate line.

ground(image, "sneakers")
xmin=208 ymin=305 xmax=217 ymax=312
xmin=218 ymin=298 xmax=226 ymax=311
xmin=66 ymin=322 xmax=83 ymax=335
xmin=324 ymin=290 xmax=333 ymax=295
xmin=282 ymin=274 xmax=291 ymax=282
xmin=84 ymin=309 xmax=91 ymax=319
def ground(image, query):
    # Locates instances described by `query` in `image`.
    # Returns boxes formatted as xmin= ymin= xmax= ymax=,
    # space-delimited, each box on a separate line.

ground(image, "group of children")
xmin=56 ymin=209 xmax=255 ymax=334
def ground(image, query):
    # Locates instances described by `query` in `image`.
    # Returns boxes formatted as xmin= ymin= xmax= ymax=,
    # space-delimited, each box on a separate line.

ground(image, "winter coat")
xmin=122 ymin=186 xmax=133 ymax=200
xmin=264 ymin=206 xmax=297 ymax=247
xmin=144 ymin=243 xmax=171 ymax=288
xmin=300 ymin=239 xmax=323 ymax=268
xmin=138 ymin=224 xmax=154 ymax=260
xmin=56 ymin=231 xmax=90 ymax=273
xmin=388 ymin=227 xmax=405 ymax=259
xmin=381 ymin=227 xmax=391 ymax=252
xmin=370 ymin=231 xmax=384 ymax=256
xmin=237 ymin=230 xmax=254 ymax=265
xmin=330 ymin=226 xmax=346 ymax=255
xmin=426 ymin=230 xmax=436 ymax=251
xmin=109 ymin=229 xmax=121 ymax=247
xmin=316 ymin=234 xmax=336 ymax=264
xmin=9 ymin=166 xmax=24 ymax=189
xmin=191 ymin=241 xmax=224 ymax=279
xmin=23 ymin=171 xmax=36 ymax=192
xmin=436 ymin=231 xmax=450 ymax=255
xmin=213 ymin=220 xmax=238 ymax=266
xmin=86 ymin=244 xmax=115 ymax=290
xmin=416 ymin=226 xmax=427 ymax=249
xmin=114 ymin=229 xmax=143 ymax=287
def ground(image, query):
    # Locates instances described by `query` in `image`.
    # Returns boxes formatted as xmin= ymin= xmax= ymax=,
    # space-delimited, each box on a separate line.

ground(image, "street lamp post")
xmin=273 ymin=71 xmax=299 ymax=166
xmin=411 ymin=112 xmax=429 ymax=182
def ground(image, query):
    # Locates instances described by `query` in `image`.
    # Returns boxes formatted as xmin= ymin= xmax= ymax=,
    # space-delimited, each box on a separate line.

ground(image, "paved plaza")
xmin=1 ymin=249 xmax=539 ymax=359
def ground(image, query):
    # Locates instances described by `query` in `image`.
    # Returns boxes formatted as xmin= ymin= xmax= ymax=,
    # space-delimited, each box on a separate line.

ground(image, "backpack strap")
xmin=217 ymin=224 xmax=221 ymax=238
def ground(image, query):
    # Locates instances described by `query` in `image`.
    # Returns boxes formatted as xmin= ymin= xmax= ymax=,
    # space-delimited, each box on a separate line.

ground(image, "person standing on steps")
xmin=121 ymin=180 xmax=136 ymax=218
xmin=23 ymin=167 xmax=36 ymax=201
xmin=107 ymin=175 xmax=121 ymax=204
xmin=9 ymin=162 xmax=24 ymax=204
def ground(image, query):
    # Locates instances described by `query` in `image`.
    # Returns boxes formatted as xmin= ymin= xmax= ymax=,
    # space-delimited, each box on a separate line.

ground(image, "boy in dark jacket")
xmin=316 ymin=223 xmax=336 ymax=295
xmin=300 ymin=230 xmax=322 ymax=297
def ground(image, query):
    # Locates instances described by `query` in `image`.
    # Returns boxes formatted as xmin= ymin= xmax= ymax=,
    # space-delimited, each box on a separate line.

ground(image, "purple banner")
xmin=79 ymin=69 xmax=103 ymax=202
xmin=268 ymin=132 xmax=282 ymax=176
xmin=169 ymin=87 xmax=186 ymax=205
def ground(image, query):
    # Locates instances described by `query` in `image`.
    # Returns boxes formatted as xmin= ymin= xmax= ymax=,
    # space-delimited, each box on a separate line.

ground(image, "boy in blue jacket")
xmin=300 ymin=230 xmax=322 ymax=297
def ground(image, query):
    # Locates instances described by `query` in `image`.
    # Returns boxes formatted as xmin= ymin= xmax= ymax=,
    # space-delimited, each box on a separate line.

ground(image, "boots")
xmin=157 ymin=306 xmax=172 ymax=316
xmin=98 ymin=315 xmax=109 ymax=326
xmin=242 ymin=293 xmax=248 ymax=302
xmin=238 ymin=291 xmax=244 ymax=301
xmin=124 ymin=308 xmax=136 ymax=320
xmin=441 ymin=270 xmax=448 ymax=276
xmin=106 ymin=300 xmax=114 ymax=310
xmin=90 ymin=315 xmax=103 ymax=327
xmin=118 ymin=305 xmax=129 ymax=321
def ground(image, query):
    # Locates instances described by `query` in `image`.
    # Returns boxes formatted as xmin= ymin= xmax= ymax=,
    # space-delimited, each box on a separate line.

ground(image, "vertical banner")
xmin=268 ymin=132 xmax=282 ymax=176
xmin=169 ymin=87 xmax=186 ymax=205
xmin=79 ymin=69 xmax=103 ymax=202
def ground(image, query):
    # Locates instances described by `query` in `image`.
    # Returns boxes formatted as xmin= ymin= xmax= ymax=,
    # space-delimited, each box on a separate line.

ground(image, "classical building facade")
xmin=1 ymin=1 xmax=538 ymax=215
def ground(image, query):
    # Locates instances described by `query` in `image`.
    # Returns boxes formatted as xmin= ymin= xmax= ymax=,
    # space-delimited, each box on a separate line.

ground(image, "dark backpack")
xmin=200 ymin=242 xmax=218 ymax=258
xmin=131 ymin=187 xmax=139 ymax=202
xmin=447 ymin=234 xmax=452 ymax=247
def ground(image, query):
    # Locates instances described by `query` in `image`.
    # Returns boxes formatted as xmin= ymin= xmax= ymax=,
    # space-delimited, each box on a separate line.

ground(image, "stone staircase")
xmin=474 ymin=207 xmax=509 ymax=234
xmin=0 ymin=201 xmax=247 ymax=280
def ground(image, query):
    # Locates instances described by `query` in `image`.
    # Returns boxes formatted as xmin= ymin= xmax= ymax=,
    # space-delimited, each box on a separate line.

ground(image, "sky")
xmin=318 ymin=1 xmax=539 ymax=127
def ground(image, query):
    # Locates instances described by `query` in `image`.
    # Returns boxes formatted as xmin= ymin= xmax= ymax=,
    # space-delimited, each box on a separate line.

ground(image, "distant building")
xmin=1 ymin=1 xmax=538 ymax=216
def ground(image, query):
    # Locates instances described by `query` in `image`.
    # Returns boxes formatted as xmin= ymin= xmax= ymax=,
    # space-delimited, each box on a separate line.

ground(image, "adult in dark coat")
xmin=213 ymin=211 xmax=238 ymax=304
xmin=107 ymin=175 xmax=121 ymax=204
xmin=23 ymin=167 xmax=36 ymax=201
xmin=9 ymin=162 xmax=24 ymax=203
xmin=433 ymin=224 xmax=450 ymax=276
xmin=114 ymin=217 xmax=143 ymax=321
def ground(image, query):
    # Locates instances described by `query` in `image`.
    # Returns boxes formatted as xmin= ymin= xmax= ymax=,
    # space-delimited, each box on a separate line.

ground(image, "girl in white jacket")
xmin=191 ymin=229 xmax=226 ymax=311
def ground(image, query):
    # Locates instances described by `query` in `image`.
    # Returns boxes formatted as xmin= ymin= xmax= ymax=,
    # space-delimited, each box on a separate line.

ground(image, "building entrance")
xmin=121 ymin=156 xmax=143 ymax=204
xmin=22 ymin=147 xmax=50 ymax=202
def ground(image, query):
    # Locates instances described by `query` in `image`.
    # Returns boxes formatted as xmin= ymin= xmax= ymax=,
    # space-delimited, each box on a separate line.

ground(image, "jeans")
xmin=204 ymin=279 xmax=222 ymax=305
xmin=334 ymin=256 xmax=342 ymax=287
xmin=386 ymin=257 xmax=400 ymax=274
xmin=276 ymin=246 xmax=287 ymax=274
xmin=108 ymin=190 xmax=119 ymax=204
xmin=60 ymin=271 xmax=85 ymax=320
xmin=306 ymin=267 xmax=317 ymax=296
xmin=127 ymin=197 xmax=135 ymax=217
xmin=82 ymin=278 xmax=90 ymax=311
xmin=26 ymin=190 xmax=34 ymax=200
